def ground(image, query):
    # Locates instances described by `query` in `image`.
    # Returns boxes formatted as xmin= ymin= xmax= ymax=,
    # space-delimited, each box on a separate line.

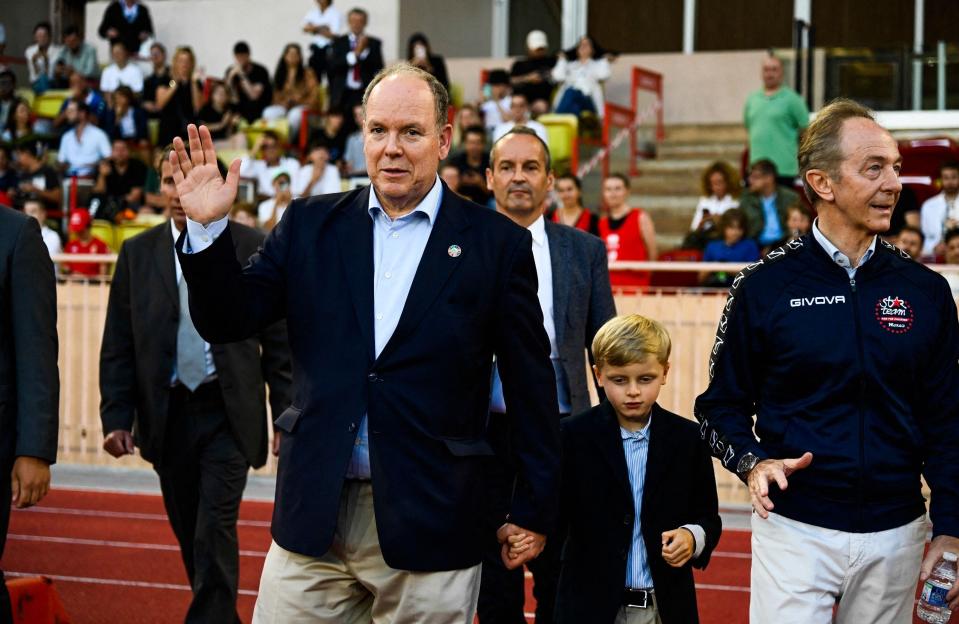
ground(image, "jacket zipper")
xmin=849 ymin=277 xmax=866 ymax=531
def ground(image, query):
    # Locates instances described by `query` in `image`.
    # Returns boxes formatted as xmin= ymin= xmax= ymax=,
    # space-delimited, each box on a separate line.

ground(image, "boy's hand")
xmin=661 ymin=528 xmax=694 ymax=568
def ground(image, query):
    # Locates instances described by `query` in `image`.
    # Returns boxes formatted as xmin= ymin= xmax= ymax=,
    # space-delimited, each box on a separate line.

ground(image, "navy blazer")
xmin=177 ymin=183 xmax=560 ymax=571
xmin=557 ymin=402 xmax=721 ymax=624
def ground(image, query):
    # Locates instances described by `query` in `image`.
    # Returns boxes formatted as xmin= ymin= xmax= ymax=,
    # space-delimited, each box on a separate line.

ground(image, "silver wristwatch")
xmin=736 ymin=452 xmax=761 ymax=478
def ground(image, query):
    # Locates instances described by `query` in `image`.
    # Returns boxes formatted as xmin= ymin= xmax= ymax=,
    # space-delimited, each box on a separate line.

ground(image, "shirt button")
xmin=201 ymin=235 xmax=210 ymax=242
xmin=376 ymin=313 xmax=383 ymax=320
xmin=348 ymin=423 xmax=357 ymax=432
xmin=391 ymin=232 xmax=399 ymax=239
xmin=385 ymin=272 xmax=392 ymax=279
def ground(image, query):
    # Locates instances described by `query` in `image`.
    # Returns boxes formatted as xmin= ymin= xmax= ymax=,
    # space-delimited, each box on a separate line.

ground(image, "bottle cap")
xmin=944 ymin=552 xmax=958 ymax=562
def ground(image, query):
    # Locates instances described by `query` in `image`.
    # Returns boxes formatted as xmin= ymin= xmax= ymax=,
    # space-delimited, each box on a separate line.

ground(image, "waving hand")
xmin=169 ymin=124 xmax=241 ymax=225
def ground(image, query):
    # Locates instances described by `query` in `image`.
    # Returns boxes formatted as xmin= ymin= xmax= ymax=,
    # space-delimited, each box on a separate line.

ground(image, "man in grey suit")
xmin=0 ymin=206 xmax=59 ymax=624
xmin=99 ymin=157 xmax=292 ymax=624
xmin=479 ymin=127 xmax=616 ymax=623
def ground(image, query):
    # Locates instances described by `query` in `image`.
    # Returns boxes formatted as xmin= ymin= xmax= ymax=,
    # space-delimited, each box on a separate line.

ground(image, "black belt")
xmin=622 ymin=588 xmax=653 ymax=608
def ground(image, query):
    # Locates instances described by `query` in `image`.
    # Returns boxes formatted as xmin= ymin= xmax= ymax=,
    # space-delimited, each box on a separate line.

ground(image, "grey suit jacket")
xmin=99 ymin=221 xmax=292 ymax=469
xmin=0 ymin=207 xmax=59 ymax=467
xmin=545 ymin=220 xmax=616 ymax=415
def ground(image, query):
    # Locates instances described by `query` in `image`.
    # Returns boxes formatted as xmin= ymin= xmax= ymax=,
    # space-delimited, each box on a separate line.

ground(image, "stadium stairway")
xmin=630 ymin=123 xmax=748 ymax=251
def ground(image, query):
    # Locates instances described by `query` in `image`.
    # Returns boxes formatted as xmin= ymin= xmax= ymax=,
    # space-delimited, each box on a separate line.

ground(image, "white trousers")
xmin=750 ymin=511 xmax=927 ymax=624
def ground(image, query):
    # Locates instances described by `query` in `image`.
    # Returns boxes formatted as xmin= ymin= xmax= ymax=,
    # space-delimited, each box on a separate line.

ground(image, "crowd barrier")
xmin=52 ymin=257 xmax=956 ymax=505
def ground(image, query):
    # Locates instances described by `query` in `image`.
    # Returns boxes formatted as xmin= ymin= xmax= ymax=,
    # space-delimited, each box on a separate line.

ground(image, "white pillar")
xmin=492 ymin=0 xmax=510 ymax=58
xmin=562 ymin=0 xmax=589 ymax=49
xmin=682 ymin=0 xmax=696 ymax=54
xmin=913 ymin=0 xmax=924 ymax=110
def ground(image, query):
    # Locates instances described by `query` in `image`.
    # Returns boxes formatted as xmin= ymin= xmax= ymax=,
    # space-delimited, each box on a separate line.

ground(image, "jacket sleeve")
xmin=495 ymin=229 xmax=561 ymax=535
xmin=694 ymin=278 xmax=769 ymax=476
xmin=586 ymin=236 xmax=616 ymax=399
xmin=97 ymin=4 xmax=116 ymax=40
xmin=11 ymin=218 xmax=59 ymax=462
xmin=176 ymin=199 xmax=296 ymax=344
xmin=99 ymin=244 xmax=137 ymax=435
xmin=918 ymin=278 xmax=959 ymax=538
xmin=688 ymin=436 xmax=722 ymax=569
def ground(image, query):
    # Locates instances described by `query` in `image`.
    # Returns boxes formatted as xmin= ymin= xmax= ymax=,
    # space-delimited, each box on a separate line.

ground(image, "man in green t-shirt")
xmin=744 ymin=55 xmax=809 ymax=184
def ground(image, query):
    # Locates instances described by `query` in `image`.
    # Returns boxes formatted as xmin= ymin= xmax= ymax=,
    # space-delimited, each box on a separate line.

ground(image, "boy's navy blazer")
xmin=557 ymin=401 xmax=722 ymax=624
xmin=176 ymin=183 xmax=561 ymax=571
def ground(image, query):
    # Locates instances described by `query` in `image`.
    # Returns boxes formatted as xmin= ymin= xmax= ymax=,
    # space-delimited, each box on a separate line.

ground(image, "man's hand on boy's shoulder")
xmin=661 ymin=528 xmax=695 ymax=568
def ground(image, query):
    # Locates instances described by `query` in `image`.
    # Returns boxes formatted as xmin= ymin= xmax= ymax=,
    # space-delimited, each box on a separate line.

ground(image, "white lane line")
xmin=7 ymin=534 xmax=268 ymax=558
xmin=4 ymin=571 xmax=258 ymax=596
xmin=15 ymin=506 xmax=271 ymax=527
xmin=697 ymin=583 xmax=750 ymax=593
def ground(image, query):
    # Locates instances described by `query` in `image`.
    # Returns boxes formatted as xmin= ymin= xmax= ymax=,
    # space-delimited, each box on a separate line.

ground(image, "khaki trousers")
xmin=750 ymin=512 xmax=927 ymax=624
xmin=614 ymin=593 xmax=662 ymax=624
xmin=252 ymin=481 xmax=482 ymax=624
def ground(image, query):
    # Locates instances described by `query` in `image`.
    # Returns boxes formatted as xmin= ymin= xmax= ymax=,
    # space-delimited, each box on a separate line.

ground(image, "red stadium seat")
xmin=650 ymin=248 xmax=703 ymax=287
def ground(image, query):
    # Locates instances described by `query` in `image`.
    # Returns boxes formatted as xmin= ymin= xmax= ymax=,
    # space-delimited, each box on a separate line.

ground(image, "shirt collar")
xmin=812 ymin=218 xmax=876 ymax=270
xmin=527 ymin=214 xmax=546 ymax=247
xmin=367 ymin=174 xmax=442 ymax=226
xmin=620 ymin=415 xmax=652 ymax=441
xmin=170 ymin=219 xmax=184 ymax=243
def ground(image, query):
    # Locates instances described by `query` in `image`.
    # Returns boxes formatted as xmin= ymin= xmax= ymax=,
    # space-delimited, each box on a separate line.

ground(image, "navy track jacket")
xmin=695 ymin=234 xmax=959 ymax=537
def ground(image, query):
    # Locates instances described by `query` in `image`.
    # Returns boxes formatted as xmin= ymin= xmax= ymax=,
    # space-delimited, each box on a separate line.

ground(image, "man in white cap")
xmin=510 ymin=30 xmax=556 ymax=116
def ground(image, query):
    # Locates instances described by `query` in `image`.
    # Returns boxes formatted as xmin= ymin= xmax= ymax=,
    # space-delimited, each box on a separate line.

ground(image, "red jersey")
xmin=551 ymin=208 xmax=599 ymax=236
xmin=65 ymin=237 xmax=109 ymax=276
xmin=598 ymin=208 xmax=650 ymax=288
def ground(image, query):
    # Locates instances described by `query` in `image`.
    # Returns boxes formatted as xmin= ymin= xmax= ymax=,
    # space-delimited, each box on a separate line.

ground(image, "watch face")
xmin=737 ymin=453 xmax=758 ymax=475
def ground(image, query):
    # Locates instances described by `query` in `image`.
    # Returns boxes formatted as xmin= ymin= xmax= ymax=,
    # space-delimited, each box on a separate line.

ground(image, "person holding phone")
xmin=406 ymin=33 xmax=448 ymax=91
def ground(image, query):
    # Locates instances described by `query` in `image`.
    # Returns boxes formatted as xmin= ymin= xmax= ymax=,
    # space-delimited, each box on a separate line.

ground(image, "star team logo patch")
xmin=875 ymin=295 xmax=914 ymax=334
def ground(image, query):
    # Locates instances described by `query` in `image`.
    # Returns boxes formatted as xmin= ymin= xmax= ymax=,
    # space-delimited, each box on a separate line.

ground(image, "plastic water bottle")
xmin=917 ymin=551 xmax=957 ymax=623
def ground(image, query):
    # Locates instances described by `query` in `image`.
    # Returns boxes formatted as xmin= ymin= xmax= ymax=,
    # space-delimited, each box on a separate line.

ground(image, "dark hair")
xmin=490 ymin=125 xmax=552 ymax=172
xmin=63 ymin=25 xmax=81 ymax=38
xmin=487 ymin=69 xmax=510 ymax=86
xmin=13 ymin=138 xmax=46 ymax=160
xmin=899 ymin=224 xmax=925 ymax=244
xmin=556 ymin=173 xmax=582 ymax=190
xmin=700 ymin=161 xmax=739 ymax=198
xmin=5 ymin=99 xmax=31 ymax=137
xmin=941 ymin=160 xmax=959 ymax=175
xmin=261 ymin=130 xmax=281 ymax=144
xmin=750 ymin=159 xmax=778 ymax=178
xmin=605 ymin=172 xmax=630 ymax=189
xmin=944 ymin=227 xmax=959 ymax=246
xmin=34 ymin=22 xmax=52 ymax=34
xmin=274 ymin=43 xmax=306 ymax=91
xmin=563 ymin=35 xmax=606 ymax=61
xmin=462 ymin=124 xmax=486 ymax=142
xmin=151 ymin=42 xmax=166 ymax=55
xmin=75 ymin=101 xmax=91 ymax=115
xmin=349 ymin=7 xmax=368 ymax=20
xmin=233 ymin=41 xmax=251 ymax=55
xmin=114 ymin=85 xmax=136 ymax=106
xmin=406 ymin=33 xmax=433 ymax=61
xmin=719 ymin=208 xmax=747 ymax=233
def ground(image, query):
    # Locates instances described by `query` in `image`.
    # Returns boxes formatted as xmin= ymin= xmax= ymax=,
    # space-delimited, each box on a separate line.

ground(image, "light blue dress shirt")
xmin=758 ymin=194 xmax=784 ymax=245
xmin=812 ymin=218 xmax=876 ymax=278
xmin=622 ymin=421 xmax=654 ymax=589
xmin=185 ymin=177 xmax=444 ymax=480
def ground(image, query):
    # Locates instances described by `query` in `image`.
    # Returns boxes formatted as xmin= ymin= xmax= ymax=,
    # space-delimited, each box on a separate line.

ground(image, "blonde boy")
xmin=539 ymin=315 xmax=721 ymax=623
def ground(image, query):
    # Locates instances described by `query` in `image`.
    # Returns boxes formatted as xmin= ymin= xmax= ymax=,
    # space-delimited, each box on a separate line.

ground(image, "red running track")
xmin=0 ymin=489 xmax=948 ymax=623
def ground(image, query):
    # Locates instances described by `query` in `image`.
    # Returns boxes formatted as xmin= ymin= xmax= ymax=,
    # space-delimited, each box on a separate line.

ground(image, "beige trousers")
xmin=614 ymin=593 xmax=662 ymax=624
xmin=252 ymin=481 xmax=482 ymax=624
xmin=750 ymin=512 xmax=927 ymax=624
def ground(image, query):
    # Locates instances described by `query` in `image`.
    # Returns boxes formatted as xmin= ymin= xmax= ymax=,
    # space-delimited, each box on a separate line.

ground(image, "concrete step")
xmin=633 ymin=173 xmax=701 ymax=196
xmin=664 ymin=123 xmax=748 ymax=144
xmin=656 ymin=142 xmax=745 ymax=162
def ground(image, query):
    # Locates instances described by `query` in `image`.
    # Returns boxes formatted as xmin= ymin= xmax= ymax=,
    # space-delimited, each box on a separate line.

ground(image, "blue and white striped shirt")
xmin=622 ymin=421 xmax=654 ymax=589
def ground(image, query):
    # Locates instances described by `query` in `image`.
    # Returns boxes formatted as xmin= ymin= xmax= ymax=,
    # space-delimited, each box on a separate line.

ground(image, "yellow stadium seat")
xmin=537 ymin=114 xmax=579 ymax=173
xmin=32 ymin=90 xmax=72 ymax=119
xmin=116 ymin=222 xmax=151 ymax=247
xmin=90 ymin=219 xmax=117 ymax=252
xmin=15 ymin=88 xmax=35 ymax=108
xmin=148 ymin=119 xmax=160 ymax=146
xmin=244 ymin=118 xmax=291 ymax=149
xmin=448 ymin=83 xmax=464 ymax=109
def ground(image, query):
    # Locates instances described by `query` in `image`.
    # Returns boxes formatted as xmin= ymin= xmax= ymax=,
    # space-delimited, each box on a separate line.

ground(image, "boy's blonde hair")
xmin=592 ymin=314 xmax=671 ymax=368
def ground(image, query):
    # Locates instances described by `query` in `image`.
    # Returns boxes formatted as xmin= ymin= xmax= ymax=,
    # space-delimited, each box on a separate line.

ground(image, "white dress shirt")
xmin=303 ymin=4 xmax=343 ymax=48
xmin=920 ymin=191 xmax=959 ymax=256
xmin=345 ymin=33 xmax=371 ymax=91
xmin=296 ymin=162 xmax=342 ymax=197
xmin=100 ymin=62 xmax=145 ymax=93
xmin=239 ymin=157 xmax=302 ymax=197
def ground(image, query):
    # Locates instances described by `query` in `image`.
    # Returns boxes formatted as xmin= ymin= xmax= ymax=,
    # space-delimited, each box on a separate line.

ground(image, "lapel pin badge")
xmin=447 ymin=244 xmax=462 ymax=258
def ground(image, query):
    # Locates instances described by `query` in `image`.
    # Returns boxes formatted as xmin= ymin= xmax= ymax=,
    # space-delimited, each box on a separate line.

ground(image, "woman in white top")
xmin=689 ymin=161 xmax=740 ymax=232
xmin=551 ymin=35 xmax=612 ymax=119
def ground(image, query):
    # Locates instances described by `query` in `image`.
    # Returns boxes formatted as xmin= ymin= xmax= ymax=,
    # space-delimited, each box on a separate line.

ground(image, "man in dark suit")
xmin=326 ymin=8 xmax=384 ymax=114
xmin=479 ymin=126 xmax=616 ymax=623
xmin=99 ymin=157 xmax=292 ymax=624
xmin=97 ymin=0 xmax=154 ymax=55
xmin=0 ymin=207 xmax=59 ymax=624
xmin=168 ymin=63 xmax=559 ymax=622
